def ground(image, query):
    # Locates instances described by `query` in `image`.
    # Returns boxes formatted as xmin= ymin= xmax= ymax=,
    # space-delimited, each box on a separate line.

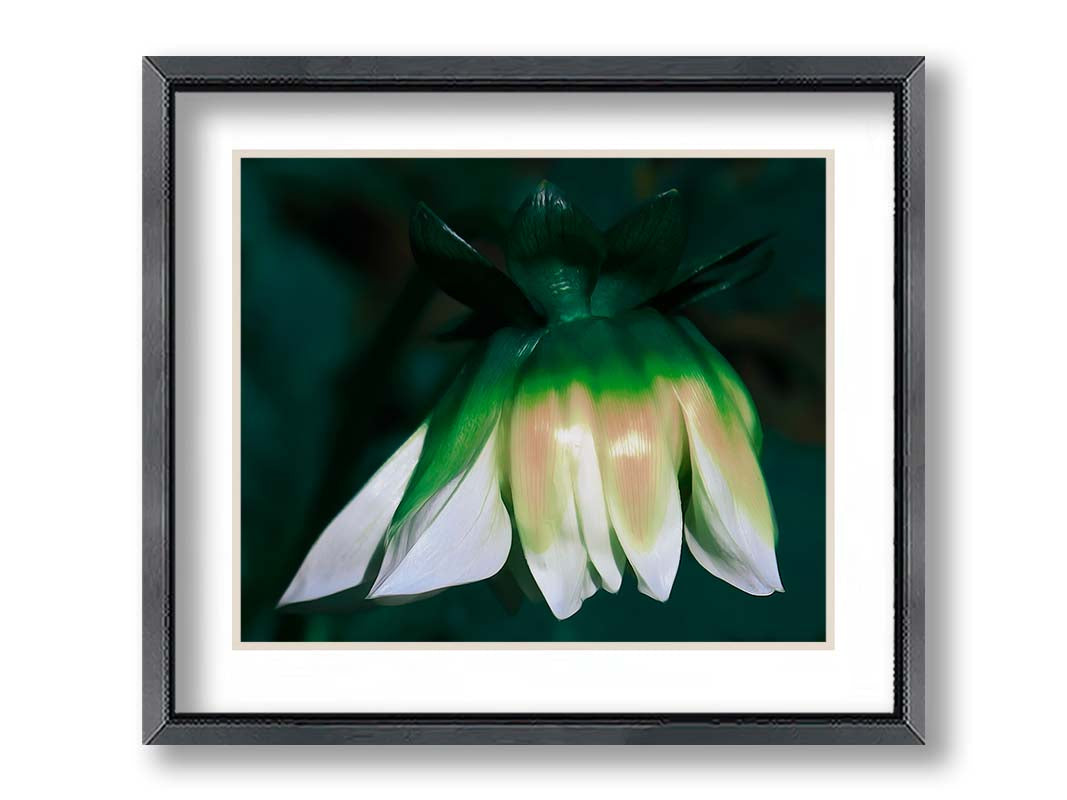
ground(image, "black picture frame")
xmin=143 ymin=56 xmax=925 ymax=745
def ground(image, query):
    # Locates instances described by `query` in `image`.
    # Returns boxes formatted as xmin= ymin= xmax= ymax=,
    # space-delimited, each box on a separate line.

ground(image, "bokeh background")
xmin=240 ymin=157 xmax=826 ymax=642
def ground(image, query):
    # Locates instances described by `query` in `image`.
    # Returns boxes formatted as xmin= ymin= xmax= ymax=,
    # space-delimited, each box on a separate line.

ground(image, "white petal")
xmin=371 ymin=589 xmax=445 ymax=607
xmin=566 ymin=386 xmax=624 ymax=592
xmin=521 ymin=497 xmax=591 ymax=620
xmin=367 ymin=427 xmax=511 ymax=599
xmin=675 ymin=378 xmax=783 ymax=594
xmin=277 ymin=426 xmax=426 ymax=607
xmin=685 ymin=494 xmax=775 ymax=596
xmin=628 ymin=482 xmax=683 ymax=601
xmin=580 ymin=567 xmax=598 ymax=600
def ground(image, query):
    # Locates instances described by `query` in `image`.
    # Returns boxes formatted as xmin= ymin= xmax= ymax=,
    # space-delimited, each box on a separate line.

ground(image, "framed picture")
xmin=143 ymin=56 xmax=925 ymax=744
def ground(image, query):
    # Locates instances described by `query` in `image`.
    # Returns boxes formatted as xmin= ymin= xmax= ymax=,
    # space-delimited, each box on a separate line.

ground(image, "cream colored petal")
xmin=595 ymin=392 xmax=682 ymax=601
xmin=676 ymin=317 xmax=763 ymax=452
xmin=654 ymin=377 xmax=686 ymax=472
xmin=565 ymin=384 xmax=624 ymax=592
xmin=278 ymin=426 xmax=426 ymax=607
xmin=510 ymin=390 xmax=593 ymax=620
xmin=675 ymin=377 xmax=782 ymax=594
xmin=367 ymin=427 xmax=511 ymax=599
xmin=713 ymin=359 xmax=762 ymax=451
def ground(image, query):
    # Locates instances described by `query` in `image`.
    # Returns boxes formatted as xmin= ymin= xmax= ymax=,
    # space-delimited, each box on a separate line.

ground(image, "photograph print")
xmin=238 ymin=154 xmax=829 ymax=645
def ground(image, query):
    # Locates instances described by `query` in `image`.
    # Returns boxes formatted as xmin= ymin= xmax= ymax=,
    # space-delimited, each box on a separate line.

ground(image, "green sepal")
xmin=410 ymin=202 xmax=540 ymax=325
xmin=591 ymin=190 xmax=686 ymax=316
xmin=649 ymin=237 xmax=774 ymax=311
xmin=387 ymin=327 xmax=543 ymax=538
xmin=506 ymin=181 xmax=605 ymax=323
xmin=433 ymin=310 xmax=510 ymax=342
xmin=674 ymin=233 xmax=774 ymax=284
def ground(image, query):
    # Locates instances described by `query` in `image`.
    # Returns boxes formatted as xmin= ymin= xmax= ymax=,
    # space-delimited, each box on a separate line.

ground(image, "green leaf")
xmin=410 ymin=202 xmax=540 ymax=324
xmin=506 ymin=181 xmax=605 ymax=323
xmin=591 ymin=189 xmax=686 ymax=316
xmin=388 ymin=327 xmax=543 ymax=535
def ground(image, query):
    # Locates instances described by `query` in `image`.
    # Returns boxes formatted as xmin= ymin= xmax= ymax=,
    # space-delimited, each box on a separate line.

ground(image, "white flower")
xmin=279 ymin=181 xmax=782 ymax=620
xmin=280 ymin=313 xmax=781 ymax=620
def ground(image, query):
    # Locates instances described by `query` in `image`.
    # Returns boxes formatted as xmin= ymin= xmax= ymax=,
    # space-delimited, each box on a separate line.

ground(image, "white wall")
xmin=1 ymin=0 xmax=1063 ymax=795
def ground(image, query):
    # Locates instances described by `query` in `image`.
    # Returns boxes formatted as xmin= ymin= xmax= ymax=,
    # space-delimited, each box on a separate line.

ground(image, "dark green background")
xmin=240 ymin=157 xmax=826 ymax=642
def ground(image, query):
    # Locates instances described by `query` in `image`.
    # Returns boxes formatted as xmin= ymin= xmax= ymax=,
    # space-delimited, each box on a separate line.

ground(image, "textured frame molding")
xmin=142 ymin=56 xmax=925 ymax=745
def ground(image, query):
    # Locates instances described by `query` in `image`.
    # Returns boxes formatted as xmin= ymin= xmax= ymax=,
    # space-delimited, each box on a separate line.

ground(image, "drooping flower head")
xmin=279 ymin=181 xmax=781 ymax=620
